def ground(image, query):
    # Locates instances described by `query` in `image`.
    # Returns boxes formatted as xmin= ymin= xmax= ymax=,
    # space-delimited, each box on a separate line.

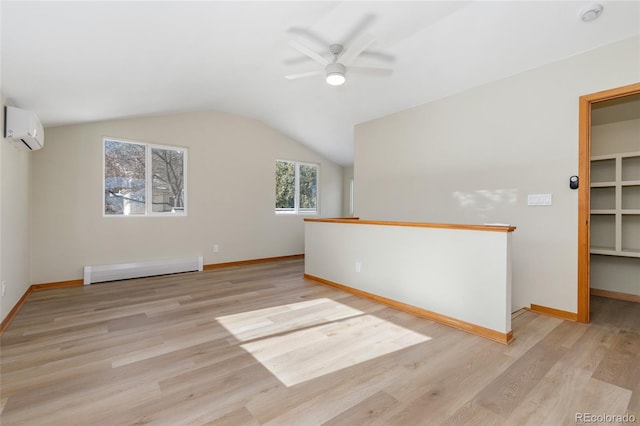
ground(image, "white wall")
xmin=354 ymin=36 xmax=640 ymax=313
xmin=31 ymin=110 xmax=343 ymax=284
xmin=1 ymin=93 xmax=33 ymax=323
xmin=590 ymin=255 xmax=639 ymax=296
xmin=592 ymin=117 xmax=640 ymax=156
xmin=342 ymin=166 xmax=354 ymax=217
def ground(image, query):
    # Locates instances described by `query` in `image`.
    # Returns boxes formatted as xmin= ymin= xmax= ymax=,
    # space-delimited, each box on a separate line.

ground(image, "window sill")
xmin=103 ymin=213 xmax=188 ymax=218
xmin=275 ymin=211 xmax=319 ymax=216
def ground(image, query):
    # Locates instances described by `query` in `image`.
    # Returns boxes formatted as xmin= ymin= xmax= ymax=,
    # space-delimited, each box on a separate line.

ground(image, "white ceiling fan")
xmin=284 ymin=20 xmax=393 ymax=86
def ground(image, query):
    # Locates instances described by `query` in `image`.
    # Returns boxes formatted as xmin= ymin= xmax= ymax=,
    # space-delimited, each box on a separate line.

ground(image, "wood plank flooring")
xmin=1 ymin=259 xmax=638 ymax=425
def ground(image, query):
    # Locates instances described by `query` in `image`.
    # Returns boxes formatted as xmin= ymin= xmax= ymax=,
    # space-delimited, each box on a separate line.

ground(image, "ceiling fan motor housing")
xmin=326 ymin=63 xmax=346 ymax=74
xmin=329 ymin=44 xmax=344 ymax=55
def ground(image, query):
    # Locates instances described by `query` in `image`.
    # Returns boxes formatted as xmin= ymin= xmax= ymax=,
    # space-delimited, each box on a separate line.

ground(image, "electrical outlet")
xmin=355 ymin=262 xmax=362 ymax=273
xmin=1 ymin=281 xmax=6 ymax=297
xmin=213 ymin=244 xmax=219 ymax=253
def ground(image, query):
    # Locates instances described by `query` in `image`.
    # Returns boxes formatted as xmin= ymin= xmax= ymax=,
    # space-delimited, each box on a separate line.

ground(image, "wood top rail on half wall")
xmin=304 ymin=218 xmax=516 ymax=233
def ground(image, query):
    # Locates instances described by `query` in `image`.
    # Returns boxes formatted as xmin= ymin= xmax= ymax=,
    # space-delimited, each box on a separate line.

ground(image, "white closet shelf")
xmin=590 ymin=151 xmax=640 ymax=257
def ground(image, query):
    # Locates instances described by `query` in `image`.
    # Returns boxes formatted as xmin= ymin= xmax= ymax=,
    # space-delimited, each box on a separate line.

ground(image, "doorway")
xmin=577 ymin=82 xmax=640 ymax=323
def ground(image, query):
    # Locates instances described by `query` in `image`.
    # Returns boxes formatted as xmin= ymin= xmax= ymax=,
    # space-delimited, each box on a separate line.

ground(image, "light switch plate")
xmin=528 ymin=194 xmax=552 ymax=206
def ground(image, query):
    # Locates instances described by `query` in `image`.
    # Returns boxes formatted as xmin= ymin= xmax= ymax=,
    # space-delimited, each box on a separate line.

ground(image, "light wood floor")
xmin=1 ymin=259 xmax=638 ymax=425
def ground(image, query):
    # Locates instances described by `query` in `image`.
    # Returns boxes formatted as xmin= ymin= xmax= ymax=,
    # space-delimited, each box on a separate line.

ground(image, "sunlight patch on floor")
xmin=216 ymin=298 xmax=431 ymax=386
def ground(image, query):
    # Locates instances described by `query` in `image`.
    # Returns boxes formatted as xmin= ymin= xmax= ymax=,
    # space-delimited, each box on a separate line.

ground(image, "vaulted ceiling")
xmin=2 ymin=1 xmax=639 ymax=165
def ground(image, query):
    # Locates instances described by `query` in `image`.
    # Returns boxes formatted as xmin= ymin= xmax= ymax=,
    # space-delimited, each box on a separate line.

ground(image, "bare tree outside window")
xmin=152 ymin=148 xmax=185 ymax=213
xmin=104 ymin=139 xmax=187 ymax=216
xmin=104 ymin=140 xmax=146 ymax=215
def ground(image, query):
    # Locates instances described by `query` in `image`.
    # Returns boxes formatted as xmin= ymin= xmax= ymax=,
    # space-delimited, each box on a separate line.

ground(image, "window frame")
xmin=275 ymin=159 xmax=319 ymax=216
xmin=103 ymin=137 xmax=188 ymax=217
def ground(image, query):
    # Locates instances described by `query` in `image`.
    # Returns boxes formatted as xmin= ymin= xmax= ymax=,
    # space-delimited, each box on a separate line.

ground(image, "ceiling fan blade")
xmin=358 ymin=50 xmax=395 ymax=63
xmin=343 ymin=14 xmax=375 ymax=46
xmin=287 ymin=27 xmax=330 ymax=51
xmin=348 ymin=66 xmax=393 ymax=76
xmin=285 ymin=70 xmax=324 ymax=80
xmin=339 ymin=34 xmax=375 ymax=65
xmin=288 ymin=40 xmax=329 ymax=66
xmin=283 ymin=56 xmax=315 ymax=66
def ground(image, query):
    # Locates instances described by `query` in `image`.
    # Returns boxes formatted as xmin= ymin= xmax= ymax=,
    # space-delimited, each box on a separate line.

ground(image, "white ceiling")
xmin=2 ymin=1 xmax=639 ymax=165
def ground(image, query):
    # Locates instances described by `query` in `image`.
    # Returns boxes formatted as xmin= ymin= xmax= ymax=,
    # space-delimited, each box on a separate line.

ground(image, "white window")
xmin=104 ymin=138 xmax=187 ymax=216
xmin=275 ymin=160 xmax=318 ymax=214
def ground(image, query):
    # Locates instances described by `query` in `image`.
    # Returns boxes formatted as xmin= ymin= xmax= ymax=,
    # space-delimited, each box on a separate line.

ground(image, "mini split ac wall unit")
xmin=4 ymin=106 xmax=45 ymax=150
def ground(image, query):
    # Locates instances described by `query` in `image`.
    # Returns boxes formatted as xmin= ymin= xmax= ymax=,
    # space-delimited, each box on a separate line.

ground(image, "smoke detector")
xmin=579 ymin=3 xmax=603 ymax=22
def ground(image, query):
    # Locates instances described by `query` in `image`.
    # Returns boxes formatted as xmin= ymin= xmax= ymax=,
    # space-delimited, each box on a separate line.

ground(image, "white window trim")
xmin=103 ymin=137 xmax=188 ymax=217
xmin=275 ymin=159 xmax=320 ymax=216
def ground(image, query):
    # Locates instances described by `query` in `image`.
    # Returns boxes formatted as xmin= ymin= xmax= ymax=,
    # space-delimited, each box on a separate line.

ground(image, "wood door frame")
xmin=577 ymin=82 xmax=640 ymax=323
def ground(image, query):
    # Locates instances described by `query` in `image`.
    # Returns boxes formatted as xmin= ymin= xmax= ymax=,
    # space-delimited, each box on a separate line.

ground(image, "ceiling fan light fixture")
xmin=326 ymin=73 xmax=345 ymax=86
xmin=326 ymin=63 xmax=346 ymax=86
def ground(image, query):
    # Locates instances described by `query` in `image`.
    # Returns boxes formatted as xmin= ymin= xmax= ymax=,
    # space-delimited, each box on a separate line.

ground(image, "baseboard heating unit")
xmin=84 ymin=256 xmax=203 ymax=285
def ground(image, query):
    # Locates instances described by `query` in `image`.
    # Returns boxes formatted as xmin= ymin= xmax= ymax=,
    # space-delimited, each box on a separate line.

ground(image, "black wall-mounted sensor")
xmin=570 ymin=175 xmax=579 ymax=189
